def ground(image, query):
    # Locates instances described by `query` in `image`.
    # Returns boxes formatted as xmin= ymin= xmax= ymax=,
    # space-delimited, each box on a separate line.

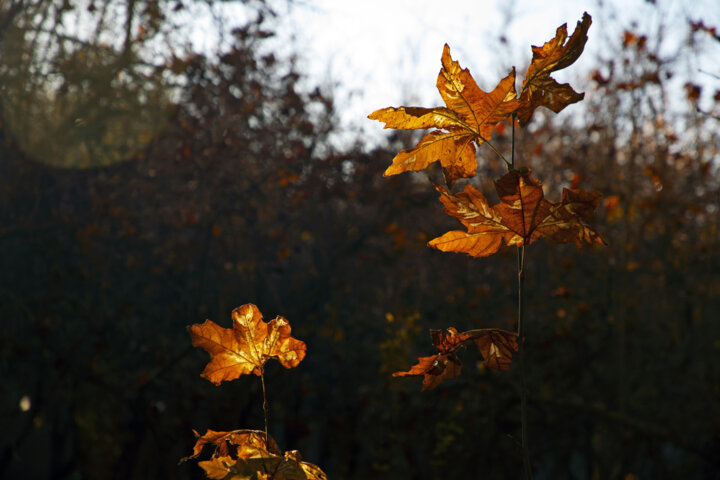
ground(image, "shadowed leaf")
xmin=393 ymin=327 xmax=518 ymax=390
xmin=473 ymin=330 xmax=518 ymax=371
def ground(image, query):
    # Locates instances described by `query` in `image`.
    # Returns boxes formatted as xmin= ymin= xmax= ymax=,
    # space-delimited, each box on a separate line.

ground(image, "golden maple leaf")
xmin=369 ymin=44 xmax=518 ymax=183
xmin=428 ymin=170 xmax=604 ymax=258
xmin=188 ymin=304 xmax=306 ymax=385
xmin=516 ymin=12 xmax=592 ymax=125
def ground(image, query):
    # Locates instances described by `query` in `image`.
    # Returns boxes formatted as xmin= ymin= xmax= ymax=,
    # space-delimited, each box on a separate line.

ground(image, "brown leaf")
xmin=472 ymin=330 xmax=518 ymax=371
xmin=428 ymin=170 xmax=604 ymax=258
xmin=369 ymin=44 xmax=518 ymax=183
xmin=188 ymin=304 xmax=307 ymax=385
xmin=516 ymin=12 xmax=592 ymax=125
xmin=393 ymin=327 xmax=518 ymax=390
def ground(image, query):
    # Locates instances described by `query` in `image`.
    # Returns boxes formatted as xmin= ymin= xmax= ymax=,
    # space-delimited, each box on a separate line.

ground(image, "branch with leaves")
xmin=369 ymin=12 xmax=602 ymax=480
xmin=185 ymin=304 xmax=326 ymax=480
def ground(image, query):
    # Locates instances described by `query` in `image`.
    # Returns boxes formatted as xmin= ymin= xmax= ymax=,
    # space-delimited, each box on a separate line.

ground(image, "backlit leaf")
xmin=516 ymin=12 xmax=592 ymax=125
xmin=188 ymin=304 xmax=307 ymax=385
xmin=428 ymin=169 xmax=604 ymax=257
xmin=369 ymin=44 xmax=518 ymax=183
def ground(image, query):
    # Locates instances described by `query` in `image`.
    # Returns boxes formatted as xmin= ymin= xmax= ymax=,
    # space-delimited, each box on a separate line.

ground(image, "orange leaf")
xmin=517 ymin=12 xmax=592 ymax=125
xmin=369 ymin=44 xmax=518 ymax=183
xmin=188 ymin=304 xmax=306 ymax=385
xmin=428 ymin=170 xmax=604 ymax=258
xmin=393 ymin=353 xmax=463 ymax=391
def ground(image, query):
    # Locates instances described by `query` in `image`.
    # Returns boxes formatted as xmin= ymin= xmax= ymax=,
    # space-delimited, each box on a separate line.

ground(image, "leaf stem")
xmin=260 ymin=366 xmax=269 ymax=448
xmin=517 ymin=245 xmax=532 ymax=479
xmin=483 ymin=137 xmax=512 ymax=168
xmin=511 ymin=114 xmax=516 ymax=169
xmin=512 ymin=111 xmax=532 ymax=479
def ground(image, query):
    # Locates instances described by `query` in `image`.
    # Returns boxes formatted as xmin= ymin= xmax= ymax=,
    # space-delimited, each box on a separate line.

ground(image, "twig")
xmin=511 ymin=111 xmax=532 ymax=479
xmin=260 ymin=366 xmax=270 ymax=448
xmin=517 ymin=245 xmax=532 ymax=480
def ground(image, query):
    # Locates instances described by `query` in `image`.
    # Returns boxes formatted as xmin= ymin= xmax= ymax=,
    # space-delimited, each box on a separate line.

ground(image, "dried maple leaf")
xmin=183 ymin=429 xmax=281 ymax=462
xmin=188 ymin=304 xmax=307 ymax=385
xmin=428 ymin=169 xmax=604 ymax=258
xmin=186 ymin=429 xmax=326 ymax=480
xmin=393 ymin=327 xmax=518 ymax=390
xmin=516 ymin=12 xmax=592 ymax=125
xmin=472 ymin=329 xmax=518 ymax=371
xmin=369 ymin=44 xmax=518 ymax=183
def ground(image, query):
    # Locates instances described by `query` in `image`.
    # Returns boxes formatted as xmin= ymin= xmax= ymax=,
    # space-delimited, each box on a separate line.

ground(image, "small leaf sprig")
xmin=185 ymin=304 xmax=326 ymax=480
xmin=369 ymin=12 xmax=601 ymax=480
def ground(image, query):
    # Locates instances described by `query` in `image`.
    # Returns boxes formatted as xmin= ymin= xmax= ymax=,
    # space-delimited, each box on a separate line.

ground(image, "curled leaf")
xmin=393 ymin=327 xmax=518 ymax=390
xmin=517 ymin=12 xmax=592 ymax=124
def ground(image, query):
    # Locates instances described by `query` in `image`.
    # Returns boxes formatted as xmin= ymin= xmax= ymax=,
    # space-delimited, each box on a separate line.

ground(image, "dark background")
xmin=1 ymin=1 xmax=719 ymax=478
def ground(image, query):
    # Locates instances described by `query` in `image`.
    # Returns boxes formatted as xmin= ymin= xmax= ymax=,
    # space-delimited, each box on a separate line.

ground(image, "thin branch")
xmin=511 ymin=113 xmax=516 ymax=169
xmin=517 ymin=245 xmax=532 ymax=480
xmin=260 ymin=366 xmax=270 ymax=448
xmin=483 ymin=138 xmax=511 ymax=168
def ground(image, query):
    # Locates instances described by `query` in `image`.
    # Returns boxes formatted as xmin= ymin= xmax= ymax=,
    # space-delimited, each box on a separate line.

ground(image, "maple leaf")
xmin=516 ymin=12 xmax=592 ymax=125
xmin=393 ymin=327 xmax=518 ymax=390
xmin=188 ymin=304 xmax=307 ymax=385
xmin=472 ymin=329 xmax=518 ymax=371
xmin=186 ymin=429 xmax=326 ymax=480
xmin=428 ymin=169 xmax=604 ymax=258
xmin=369 ymin=44 xmax=518 ymax=183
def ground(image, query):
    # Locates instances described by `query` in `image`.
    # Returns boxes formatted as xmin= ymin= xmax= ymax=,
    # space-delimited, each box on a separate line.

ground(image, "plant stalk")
xmin=511 ymin=112 xmax=532 ymax=479
xmin=260 ymin=366 xmax=269 ymax=448
xmin=517 ymin=245 xmax=532 ymax=479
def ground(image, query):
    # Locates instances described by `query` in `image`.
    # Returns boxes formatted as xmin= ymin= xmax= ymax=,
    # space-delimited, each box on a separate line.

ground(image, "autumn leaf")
xmin=428 ymin=169 xmax=604 ymax=258
xmin=516 ymin=12 xmax=592 ymax=125
xmin=472 ymin=329 xmax=518 ymax=371
xmin=393 ymin=327 xmax=518 ymax=391
xmin=369 ymin=44 xmax=518 ymax=183
xmin=188 ymin=304 xmax=307 ymax=385
xmin=183 ymin=429 xmax=281 ymax=462
xmin=186 ymin=429 xmax=326 ymax=480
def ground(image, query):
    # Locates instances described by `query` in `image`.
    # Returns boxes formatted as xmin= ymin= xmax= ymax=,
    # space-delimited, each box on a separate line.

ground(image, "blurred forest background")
xmin=1 ymin=0 xmax=719 ymax=479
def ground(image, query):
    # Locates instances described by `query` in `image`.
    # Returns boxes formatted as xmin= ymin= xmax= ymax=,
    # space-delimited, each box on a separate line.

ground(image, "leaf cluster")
xmin=393 ymin=327 xmax=518 ymax=391
xmin=187 ymin=304 xmax=325 ymax=480
xmin=370 ymin=13 xmax=602 ymax=391
xmin=183 ymin=429 xmax=325 ymax=480
xmin=369 ymin=13 xmax=592 ymax=184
